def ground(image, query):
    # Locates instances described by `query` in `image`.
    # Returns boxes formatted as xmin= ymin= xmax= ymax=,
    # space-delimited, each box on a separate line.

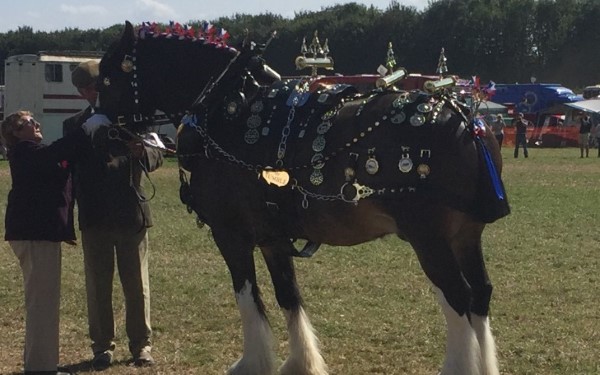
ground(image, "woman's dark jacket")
xmin=4 ymin=129 xmax=91 ymax=242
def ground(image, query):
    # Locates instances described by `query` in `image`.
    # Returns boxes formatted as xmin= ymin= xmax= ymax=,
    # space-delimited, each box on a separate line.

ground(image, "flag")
xmin=485 ymin=80 xmax=496 ymax=97
xmin=217 ymin=28 xmax=230 ymax=44
xmin=203 ymin=21 xmax=215 ymax=35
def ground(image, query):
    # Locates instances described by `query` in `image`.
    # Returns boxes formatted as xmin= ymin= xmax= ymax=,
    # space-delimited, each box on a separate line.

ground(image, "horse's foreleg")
xmin=261 ymin=243 xmax=328 ymax=375
xmin=413 ymin=237 xmax=482 ymax=375
xmin=451 ymin=225 xmax=500 ymax=375
xmin=214 ymin=233 xmax=277 ymax=375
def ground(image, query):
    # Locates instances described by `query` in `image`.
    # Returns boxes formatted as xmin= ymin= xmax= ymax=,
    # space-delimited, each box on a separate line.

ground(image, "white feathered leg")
xmin=471 ymin=314 xmax=500 ymax=375
xmin=279 ymin=307 xmax=328 ymax=375
xmin=227 ymin=280 xmax=277 ymax=375
xmin=434 ymin=287 xmax=483 ymax=375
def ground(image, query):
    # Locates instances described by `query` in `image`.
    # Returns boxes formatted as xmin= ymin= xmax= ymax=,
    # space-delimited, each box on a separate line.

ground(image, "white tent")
xmin=476 ymin=100 xmax=508 ymax=115
xmin=564 ymin=99 xmax=600 ymax=114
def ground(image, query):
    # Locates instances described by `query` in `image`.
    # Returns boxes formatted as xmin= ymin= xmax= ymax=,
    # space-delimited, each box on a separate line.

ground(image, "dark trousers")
xmin=495 ymin=134 xmax=504 ymax=149
xmin=514 ymin=133 xmax=528 ymax=158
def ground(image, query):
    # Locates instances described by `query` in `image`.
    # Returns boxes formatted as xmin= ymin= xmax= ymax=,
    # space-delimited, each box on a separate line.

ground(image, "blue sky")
xmin=2 ymin=0 xmax=426 ymax=33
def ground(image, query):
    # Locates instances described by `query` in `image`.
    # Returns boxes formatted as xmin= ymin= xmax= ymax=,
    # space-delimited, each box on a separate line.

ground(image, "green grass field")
xmin=0 ymin=147 xmax=598 ymax=375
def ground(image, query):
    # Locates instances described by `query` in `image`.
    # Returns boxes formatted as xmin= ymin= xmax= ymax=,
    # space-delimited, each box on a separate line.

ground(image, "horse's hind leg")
xmin=260 ymin=241 xmax=328 ymax=375
xmin=212 ymin=232 xmax=277 ymax=375
xmin=411 ymin=235 xmax=483 ymax=375
xmin=451 ymin=222 xmax=500 ymax=375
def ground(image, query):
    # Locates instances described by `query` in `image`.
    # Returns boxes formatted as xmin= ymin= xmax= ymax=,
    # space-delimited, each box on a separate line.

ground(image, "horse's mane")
xmin=137 ymin=22 xmax=237 ymax=53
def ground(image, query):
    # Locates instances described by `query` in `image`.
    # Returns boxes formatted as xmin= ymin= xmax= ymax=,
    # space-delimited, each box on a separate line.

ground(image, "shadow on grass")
xmin=62 ymin=358 xmax=132 ymax=373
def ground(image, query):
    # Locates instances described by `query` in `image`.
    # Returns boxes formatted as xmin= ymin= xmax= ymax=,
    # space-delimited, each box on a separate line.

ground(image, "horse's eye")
xmin=103 ymin=77 xmax=111 ymax=86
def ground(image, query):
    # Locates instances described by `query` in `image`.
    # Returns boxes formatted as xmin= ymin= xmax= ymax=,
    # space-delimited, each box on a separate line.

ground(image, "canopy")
xmin=476 ymin=100 xmax=507 ymax=115
xmin=564 ymin=99 xmax=600 ymax=113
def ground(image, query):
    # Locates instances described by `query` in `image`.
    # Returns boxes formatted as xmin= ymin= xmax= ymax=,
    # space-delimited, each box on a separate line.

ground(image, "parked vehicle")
xmin=491 ymin=83 xmax=581 ymax=124
xmin=4 ymin=51 xmax=102 ymax=143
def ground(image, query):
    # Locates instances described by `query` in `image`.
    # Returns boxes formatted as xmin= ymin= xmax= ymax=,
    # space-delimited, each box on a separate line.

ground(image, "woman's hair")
xmin=1 ymin=110 xmax=32 ymax=149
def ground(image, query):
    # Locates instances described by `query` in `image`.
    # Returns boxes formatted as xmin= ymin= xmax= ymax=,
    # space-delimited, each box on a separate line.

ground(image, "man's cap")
xmin=71 ymin=60 xmax=99 ymax=88
xmin=518 ymin=112 xmax=524 ymax=116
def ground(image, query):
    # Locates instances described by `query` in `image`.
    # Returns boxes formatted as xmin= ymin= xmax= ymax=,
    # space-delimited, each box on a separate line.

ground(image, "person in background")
xmin=578 ymin=113 xmax=592 ymax=158
xmin=63 ymin=61 xmax=163 ymax=370
xmin=594 ymin=121 xmax=600 ymax=158
xmin=1 ymin=110 xmax=102 ymax=375
xmin=513 ymin=112 xmax=529 ymax=158
xmin=491 ymin=114 xmax=505 ymax=149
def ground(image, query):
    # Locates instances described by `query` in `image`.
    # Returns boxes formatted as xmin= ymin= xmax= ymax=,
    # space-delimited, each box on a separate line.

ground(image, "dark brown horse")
xmin=96 ymin=21 xmax=509 ymax=375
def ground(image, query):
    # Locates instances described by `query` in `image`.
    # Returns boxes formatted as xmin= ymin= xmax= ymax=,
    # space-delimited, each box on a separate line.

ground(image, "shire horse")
xmin=96 ymin=21 xmax=510 ymax=375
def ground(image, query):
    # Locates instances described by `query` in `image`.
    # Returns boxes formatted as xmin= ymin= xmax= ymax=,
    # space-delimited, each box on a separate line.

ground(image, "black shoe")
xmin=91 ymin=351 xmax=113 ymax=371
xmin=133 ymin=348 xmax=155 ymax=367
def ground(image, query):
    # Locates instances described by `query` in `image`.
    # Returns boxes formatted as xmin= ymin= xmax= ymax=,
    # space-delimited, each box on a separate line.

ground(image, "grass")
xmin=0 ymin=147 xmax=599 ymax=375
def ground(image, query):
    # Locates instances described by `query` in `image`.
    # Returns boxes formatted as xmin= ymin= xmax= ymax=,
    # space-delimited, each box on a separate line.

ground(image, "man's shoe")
xmin=133 ymin=348 xmax=155 ymax=367
xmin=92 ymin=350 xmax=113 ymax=371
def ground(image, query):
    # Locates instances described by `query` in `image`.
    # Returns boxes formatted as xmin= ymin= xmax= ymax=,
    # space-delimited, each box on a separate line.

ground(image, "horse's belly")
xmin=299 ymin=200 xmax=398 ymax=246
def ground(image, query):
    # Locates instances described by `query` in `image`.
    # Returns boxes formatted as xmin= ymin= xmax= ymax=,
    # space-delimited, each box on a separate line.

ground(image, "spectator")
xmin=1 ymin=110 xmax=100 ymax=375
xmin=594 ymin=122 xmax=600 ymax=157
xmin=513 ymin=112 xmax=529 ymax=158
xmin=491 ymin=114 xmax=505 ymax=149
xmin=579 ymin=114 xmax=592 ymax=158
xmin=63 ymin=60 xmax=163 ymax=370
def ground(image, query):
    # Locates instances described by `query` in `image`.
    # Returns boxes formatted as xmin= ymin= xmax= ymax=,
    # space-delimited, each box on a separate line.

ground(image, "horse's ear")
xmin=120 ymin=21 xmax=135 ymax=47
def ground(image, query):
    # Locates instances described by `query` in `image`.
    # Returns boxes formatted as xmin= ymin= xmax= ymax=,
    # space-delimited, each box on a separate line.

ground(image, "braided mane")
xmin=137 ymin=21 xmax=235 ymax=51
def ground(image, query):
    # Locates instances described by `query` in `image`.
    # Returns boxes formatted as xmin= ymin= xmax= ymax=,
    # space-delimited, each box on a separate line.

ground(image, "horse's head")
xmin=97 ymin=21 xmax=140 ymax=128
xmin=97 ymin=21 xmax=241 ymax=133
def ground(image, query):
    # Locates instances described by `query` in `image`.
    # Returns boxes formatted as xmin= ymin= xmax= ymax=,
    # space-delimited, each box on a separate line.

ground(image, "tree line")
xmin=1 ymin=0 xmax=599 ymax=90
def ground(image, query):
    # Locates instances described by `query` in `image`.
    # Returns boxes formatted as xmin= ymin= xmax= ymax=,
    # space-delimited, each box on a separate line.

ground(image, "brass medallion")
xmin=390 ymin=112 xmax=406 ymax=124
xmin=398 ymin=155 xmax=413 ymax=173
xmin=410 ymin=114 xmax=426 ymax=127
xmin=365 ymin=157 xmax=379 ymax=175
xmin=311 ymin=153 xmax=326 ymax=169
xmin=312 ymin=135 xmax=326 ymax=152
xmin=121 ymin=59 xmax=134 ymax=73
xmin=417 ymin=163 xmax=431 ymax=179
xmin=344 ymin=167 xmax=355 ymax=181
xmin=417 ymin=103 xmax=433 ymax=113
xmin=226 ymin=101 xmax=239 ymax=116
xmin=310 ymin=169 xmax=324 ymax=185
xmin=244 ymin=129 xmax=260 ymax=144
xmin=251 ymin=100 xmax=264 ymax=113
xmin=246 ymin=114 xmax=262 ymax=129
xmin=316 ymin=122 xmax=331 ymax=134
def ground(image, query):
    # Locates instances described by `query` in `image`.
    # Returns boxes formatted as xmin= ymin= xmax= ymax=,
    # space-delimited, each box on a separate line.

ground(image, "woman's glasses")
xmin=17 ymin=118 xmax=40 ymax=131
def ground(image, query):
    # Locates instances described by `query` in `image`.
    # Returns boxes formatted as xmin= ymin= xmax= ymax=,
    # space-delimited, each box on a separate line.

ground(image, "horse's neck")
xmin=138 ymin=40 xmax=234 ymax=117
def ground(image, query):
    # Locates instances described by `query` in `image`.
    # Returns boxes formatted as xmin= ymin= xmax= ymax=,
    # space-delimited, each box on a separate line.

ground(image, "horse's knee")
xmin=438 ymin=278 xmax=473 ymax=319
xmin=261 ymin=244 xmax=302 ymax=311
xmin=471 ymin=282 xmax=493 ymax=316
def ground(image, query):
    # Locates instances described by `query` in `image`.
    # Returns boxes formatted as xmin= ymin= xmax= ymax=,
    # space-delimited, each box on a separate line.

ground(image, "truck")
xmin=3 ymin=51 xmax=103 ymax=143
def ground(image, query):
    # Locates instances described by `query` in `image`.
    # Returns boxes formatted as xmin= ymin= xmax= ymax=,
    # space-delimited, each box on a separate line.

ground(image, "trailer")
xmin=4 ymin=51 xmax=103 ymax=143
